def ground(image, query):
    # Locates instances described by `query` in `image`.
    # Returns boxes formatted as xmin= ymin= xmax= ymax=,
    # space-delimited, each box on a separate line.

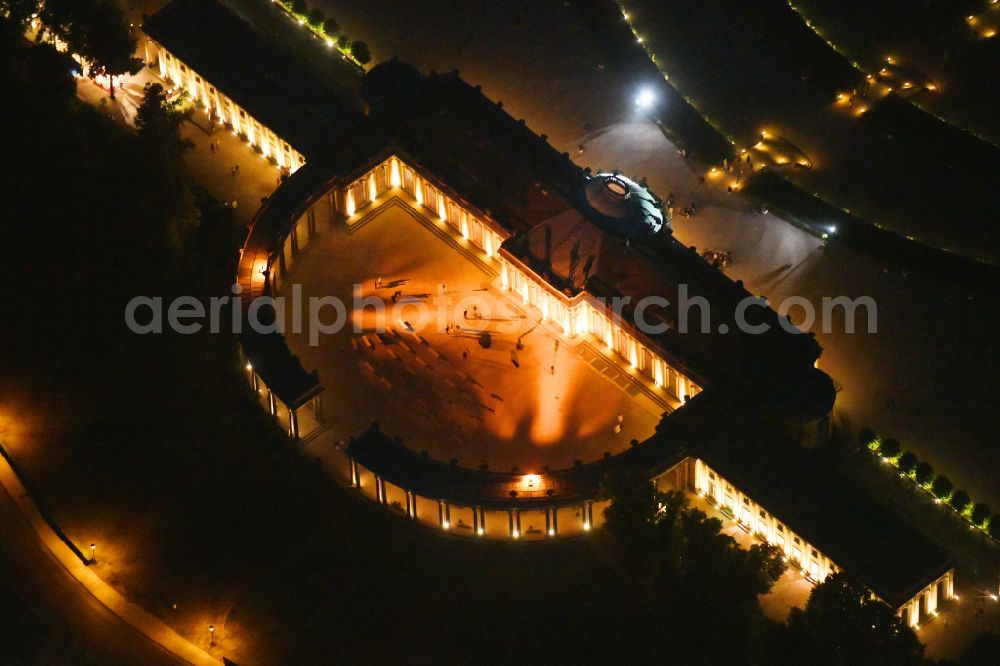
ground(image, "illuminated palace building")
xmin=146 ymin=0 xmax=954 ymax=631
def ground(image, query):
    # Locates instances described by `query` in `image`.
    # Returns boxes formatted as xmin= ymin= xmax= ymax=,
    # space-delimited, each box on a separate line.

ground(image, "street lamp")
xmin=635 ymin=87 xmax=656 ymax=110
xmin=209 ymin=624 xmax=215 ymax=646
xmin=90 ymin=543 xmax=96 ymax=564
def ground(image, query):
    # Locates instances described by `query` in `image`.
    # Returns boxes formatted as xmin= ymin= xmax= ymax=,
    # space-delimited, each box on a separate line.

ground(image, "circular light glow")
xmin=635 ymin=87 xmax=656 ymax=109
xmin=603 ymin=175 xmax=630 ymax=198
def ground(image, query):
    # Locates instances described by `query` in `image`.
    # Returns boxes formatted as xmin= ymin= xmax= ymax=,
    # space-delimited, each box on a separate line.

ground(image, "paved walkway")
xmin=0 ymin=452 xmax=220 ymax=666
xmin=687 ymin=493 xmax=814 ymax=621
xmin=77 ymin=69 xmax=278 ymax=227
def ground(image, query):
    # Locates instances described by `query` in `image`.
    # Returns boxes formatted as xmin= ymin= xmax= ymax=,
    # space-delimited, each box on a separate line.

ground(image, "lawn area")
xmin=620 ymin=0 xmax=1000 ymax=263
xmin=792 ymin=0 xmax=1000 ymax=146
xmin=220 ymin=0 xmax=364 ymax=91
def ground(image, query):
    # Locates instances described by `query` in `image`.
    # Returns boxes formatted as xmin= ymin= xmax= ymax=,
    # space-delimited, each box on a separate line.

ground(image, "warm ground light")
xmin=0 ymin=0 xmax=997 ymax=664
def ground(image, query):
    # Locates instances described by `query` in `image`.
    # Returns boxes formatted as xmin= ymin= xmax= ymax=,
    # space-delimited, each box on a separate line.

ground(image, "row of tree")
xmin=277 ymin=0 xmax=371 ymax=65
xmin=3 ymin=0 xmax=140 ymax=98
xmin=859 ymin=428 xmax=997 ymax=540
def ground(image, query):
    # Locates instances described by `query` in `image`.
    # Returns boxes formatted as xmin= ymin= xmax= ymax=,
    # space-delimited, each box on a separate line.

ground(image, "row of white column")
xmin=350 ymin=459 xmax=595 ymax=539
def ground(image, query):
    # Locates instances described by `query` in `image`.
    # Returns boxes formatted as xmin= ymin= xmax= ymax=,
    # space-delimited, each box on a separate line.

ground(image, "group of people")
xmin=665 ymin=192 xmax=699 ymax=219
xmin=701 ymin=248 xmax=733 ymax=269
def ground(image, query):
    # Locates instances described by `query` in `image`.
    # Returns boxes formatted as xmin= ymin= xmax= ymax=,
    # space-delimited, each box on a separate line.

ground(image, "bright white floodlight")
xmin=635 ymin=87 xmax=656 ymax=109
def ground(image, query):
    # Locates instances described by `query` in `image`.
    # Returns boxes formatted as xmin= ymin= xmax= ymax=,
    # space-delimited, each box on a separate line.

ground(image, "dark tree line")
xmin=598 ymin=468 xmax=786 ymax=660
xmin=3 ymin=0 xmax=140 ymax=97
xmin=0 ymin=16 xmax=217 ymax=296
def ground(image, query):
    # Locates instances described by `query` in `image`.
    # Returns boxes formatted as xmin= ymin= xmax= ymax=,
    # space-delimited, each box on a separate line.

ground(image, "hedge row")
xmin=858 ymin=428 xmax=997 ymax=541
xmin=275 ymin=0 xmax=371 ymax=66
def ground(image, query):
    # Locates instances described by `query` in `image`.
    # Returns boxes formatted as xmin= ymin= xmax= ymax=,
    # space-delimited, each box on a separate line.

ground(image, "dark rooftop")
xmin=239 ymin=320 xmax=322 ymax=410
xmin=346 ymin=420 xmax=688 ymax=511
xmin=324 ymin=61 xmax=591 ymax=236
xmin=347 ymin=425 xmax=606 ymax=510
xmin=143 ymin=0 xmax=363 ymax=158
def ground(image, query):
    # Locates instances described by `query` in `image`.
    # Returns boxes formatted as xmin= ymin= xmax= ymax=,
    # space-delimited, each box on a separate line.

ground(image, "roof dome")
xmin=582 ymin=173 xmax=667 ymax=239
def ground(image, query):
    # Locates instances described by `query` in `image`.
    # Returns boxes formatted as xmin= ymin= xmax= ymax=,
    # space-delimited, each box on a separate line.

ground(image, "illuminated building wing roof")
xmin=674 ymin=395 xmax=953 ymax=609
